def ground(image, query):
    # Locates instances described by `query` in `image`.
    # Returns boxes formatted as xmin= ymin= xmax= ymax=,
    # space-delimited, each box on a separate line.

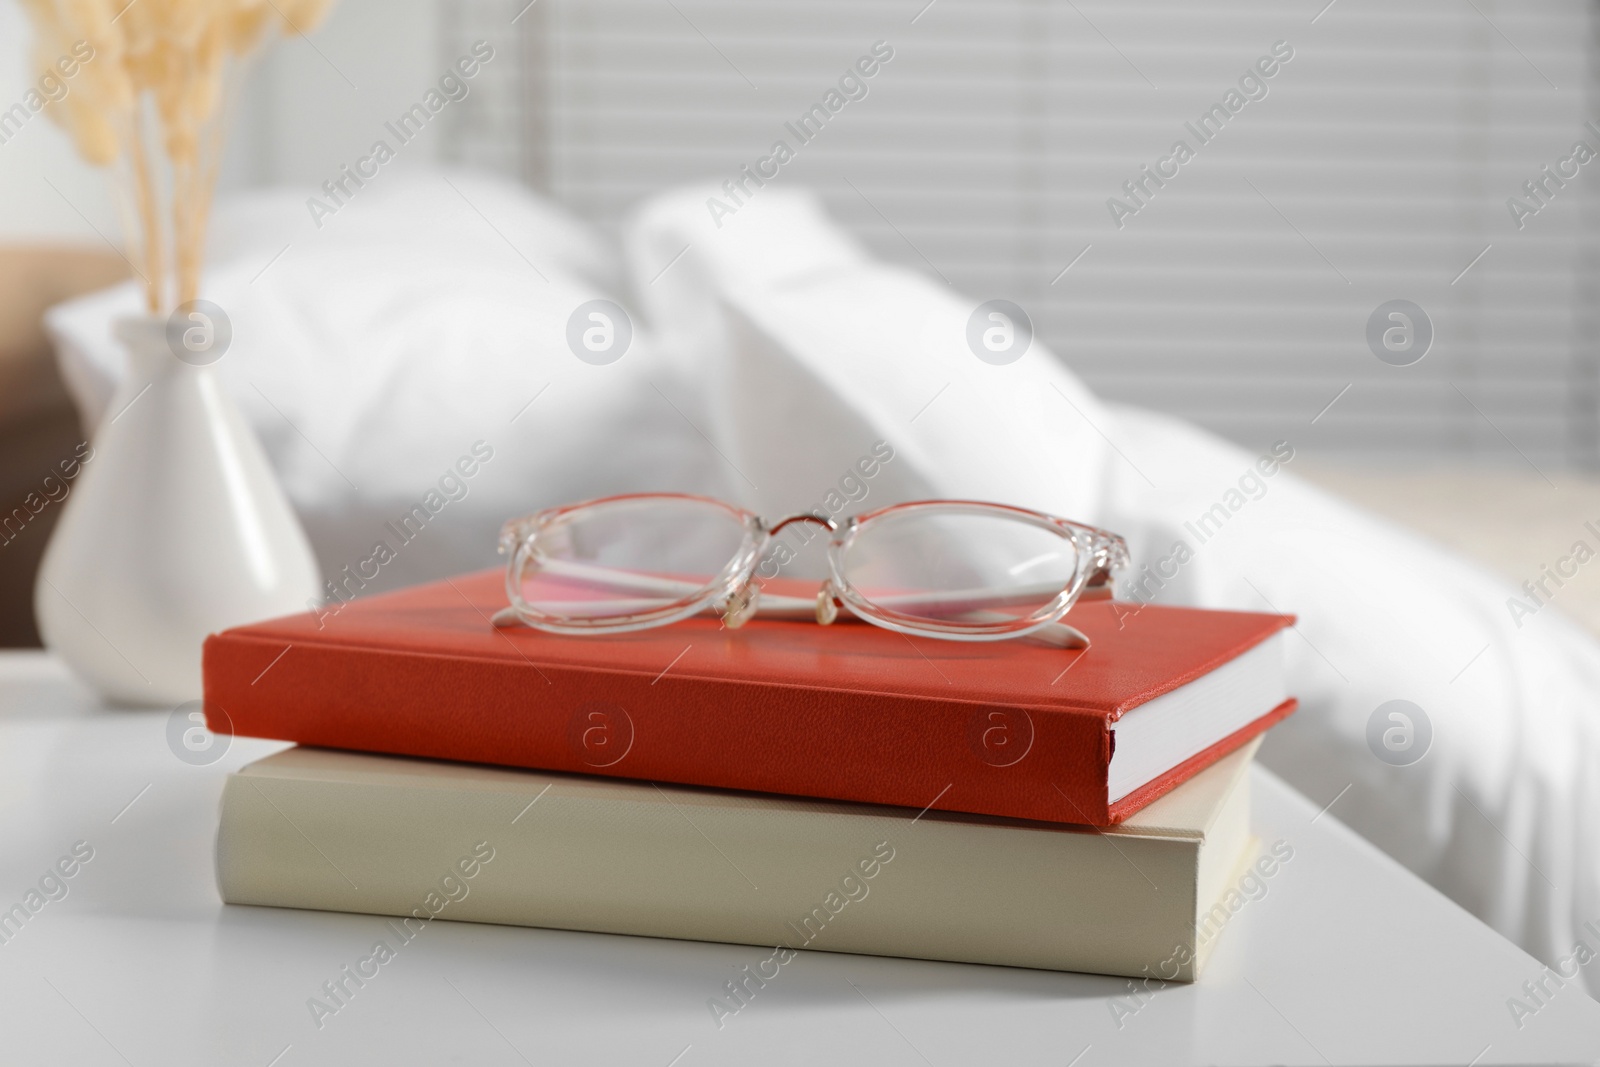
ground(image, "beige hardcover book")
xmin=216 ymin=737 xmax=1260 ymax=981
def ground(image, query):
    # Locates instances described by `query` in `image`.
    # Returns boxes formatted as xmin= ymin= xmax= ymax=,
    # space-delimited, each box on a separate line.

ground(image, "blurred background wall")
xmin=4 ymin=0 xmax=1595 ymax=469
xmin=449 ymin=0 xmax=1600 ymax=470
xmin=0 ymin=0 xmax=443 ymax=239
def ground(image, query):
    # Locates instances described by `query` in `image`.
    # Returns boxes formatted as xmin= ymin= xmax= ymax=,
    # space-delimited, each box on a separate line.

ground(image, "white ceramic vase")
xmin=35 ymin=317 xmax=322 ymax=706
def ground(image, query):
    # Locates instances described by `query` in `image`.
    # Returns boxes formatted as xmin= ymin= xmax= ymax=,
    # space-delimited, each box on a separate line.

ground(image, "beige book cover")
xmin=216 ymin=737 xmax=1260 ymax=982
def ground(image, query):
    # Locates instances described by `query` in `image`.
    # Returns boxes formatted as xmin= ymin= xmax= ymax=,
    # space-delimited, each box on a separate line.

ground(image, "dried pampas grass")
xmin=21 ymin=0 xmax=335 ymax=312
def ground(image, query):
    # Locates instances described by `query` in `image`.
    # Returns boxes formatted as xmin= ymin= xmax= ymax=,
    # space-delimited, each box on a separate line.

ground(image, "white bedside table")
xmin=1 ymin=650 xmax=1597 ymax=1066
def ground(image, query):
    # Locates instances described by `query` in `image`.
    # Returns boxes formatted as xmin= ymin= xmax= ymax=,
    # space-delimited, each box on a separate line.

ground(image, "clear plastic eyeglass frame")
xmin=492 ymin=494 xmax=1129 ymax=647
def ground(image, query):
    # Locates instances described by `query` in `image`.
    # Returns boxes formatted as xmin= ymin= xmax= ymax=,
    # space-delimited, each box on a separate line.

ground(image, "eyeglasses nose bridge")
xmin=766 ymin=512 xmax=838 ymax=537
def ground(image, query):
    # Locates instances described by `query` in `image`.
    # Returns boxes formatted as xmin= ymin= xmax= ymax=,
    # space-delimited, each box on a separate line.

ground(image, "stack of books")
xmin=203 ymin=568 xmax=1294 ymax=981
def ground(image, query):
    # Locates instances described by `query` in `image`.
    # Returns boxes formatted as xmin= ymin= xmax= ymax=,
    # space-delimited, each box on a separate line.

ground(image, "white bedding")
xmin=46 ymin=172 xmax=1600 ymax=992
xmin=1099 ymin=404 xmax=1600 ymax=995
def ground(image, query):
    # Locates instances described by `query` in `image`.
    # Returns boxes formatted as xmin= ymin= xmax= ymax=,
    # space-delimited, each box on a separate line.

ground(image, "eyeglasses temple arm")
xmin=491 ymin=598 xmax=1090 ymax=647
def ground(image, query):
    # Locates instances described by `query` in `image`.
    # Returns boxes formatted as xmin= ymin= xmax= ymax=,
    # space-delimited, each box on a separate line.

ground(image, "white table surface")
xmin=2 ymin=650 xmax=1598 ymax=1067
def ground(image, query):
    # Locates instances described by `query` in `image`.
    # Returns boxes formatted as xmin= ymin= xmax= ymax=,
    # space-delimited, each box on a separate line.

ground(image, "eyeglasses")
xmin=492 ymin=494 xmax=1127 ymax=646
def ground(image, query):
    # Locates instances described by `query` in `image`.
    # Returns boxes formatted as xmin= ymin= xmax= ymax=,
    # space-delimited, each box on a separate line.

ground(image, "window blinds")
xmin=442 ymin=0 xmax=1598 ymax=467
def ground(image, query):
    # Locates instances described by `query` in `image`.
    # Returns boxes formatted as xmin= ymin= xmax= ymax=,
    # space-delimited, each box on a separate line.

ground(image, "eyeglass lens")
xmin=513 ymin=497 xmax=748 ymax=623
xmin=840 ymin=509 xmax=1080 ymax=626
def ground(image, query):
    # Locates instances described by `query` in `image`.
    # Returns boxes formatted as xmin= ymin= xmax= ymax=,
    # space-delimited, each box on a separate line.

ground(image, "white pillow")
xmin=625 ymin=185 xmax=1112 ymax=525
xmin=47 ymin=169 xmax=733 ymax=597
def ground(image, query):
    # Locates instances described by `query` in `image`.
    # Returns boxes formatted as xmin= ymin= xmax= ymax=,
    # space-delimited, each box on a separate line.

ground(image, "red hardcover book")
xmin=202 ymin=568 xmax=1295 ymax=825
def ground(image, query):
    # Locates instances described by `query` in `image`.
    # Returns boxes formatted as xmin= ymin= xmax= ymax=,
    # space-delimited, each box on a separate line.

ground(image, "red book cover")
xmin=202 ymin=568 xmax=1295 ymax=825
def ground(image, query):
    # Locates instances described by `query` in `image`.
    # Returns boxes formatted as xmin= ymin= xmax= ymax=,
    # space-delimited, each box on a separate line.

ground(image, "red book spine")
xmin=203 ymin=632 xmax=1293 ymax=825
